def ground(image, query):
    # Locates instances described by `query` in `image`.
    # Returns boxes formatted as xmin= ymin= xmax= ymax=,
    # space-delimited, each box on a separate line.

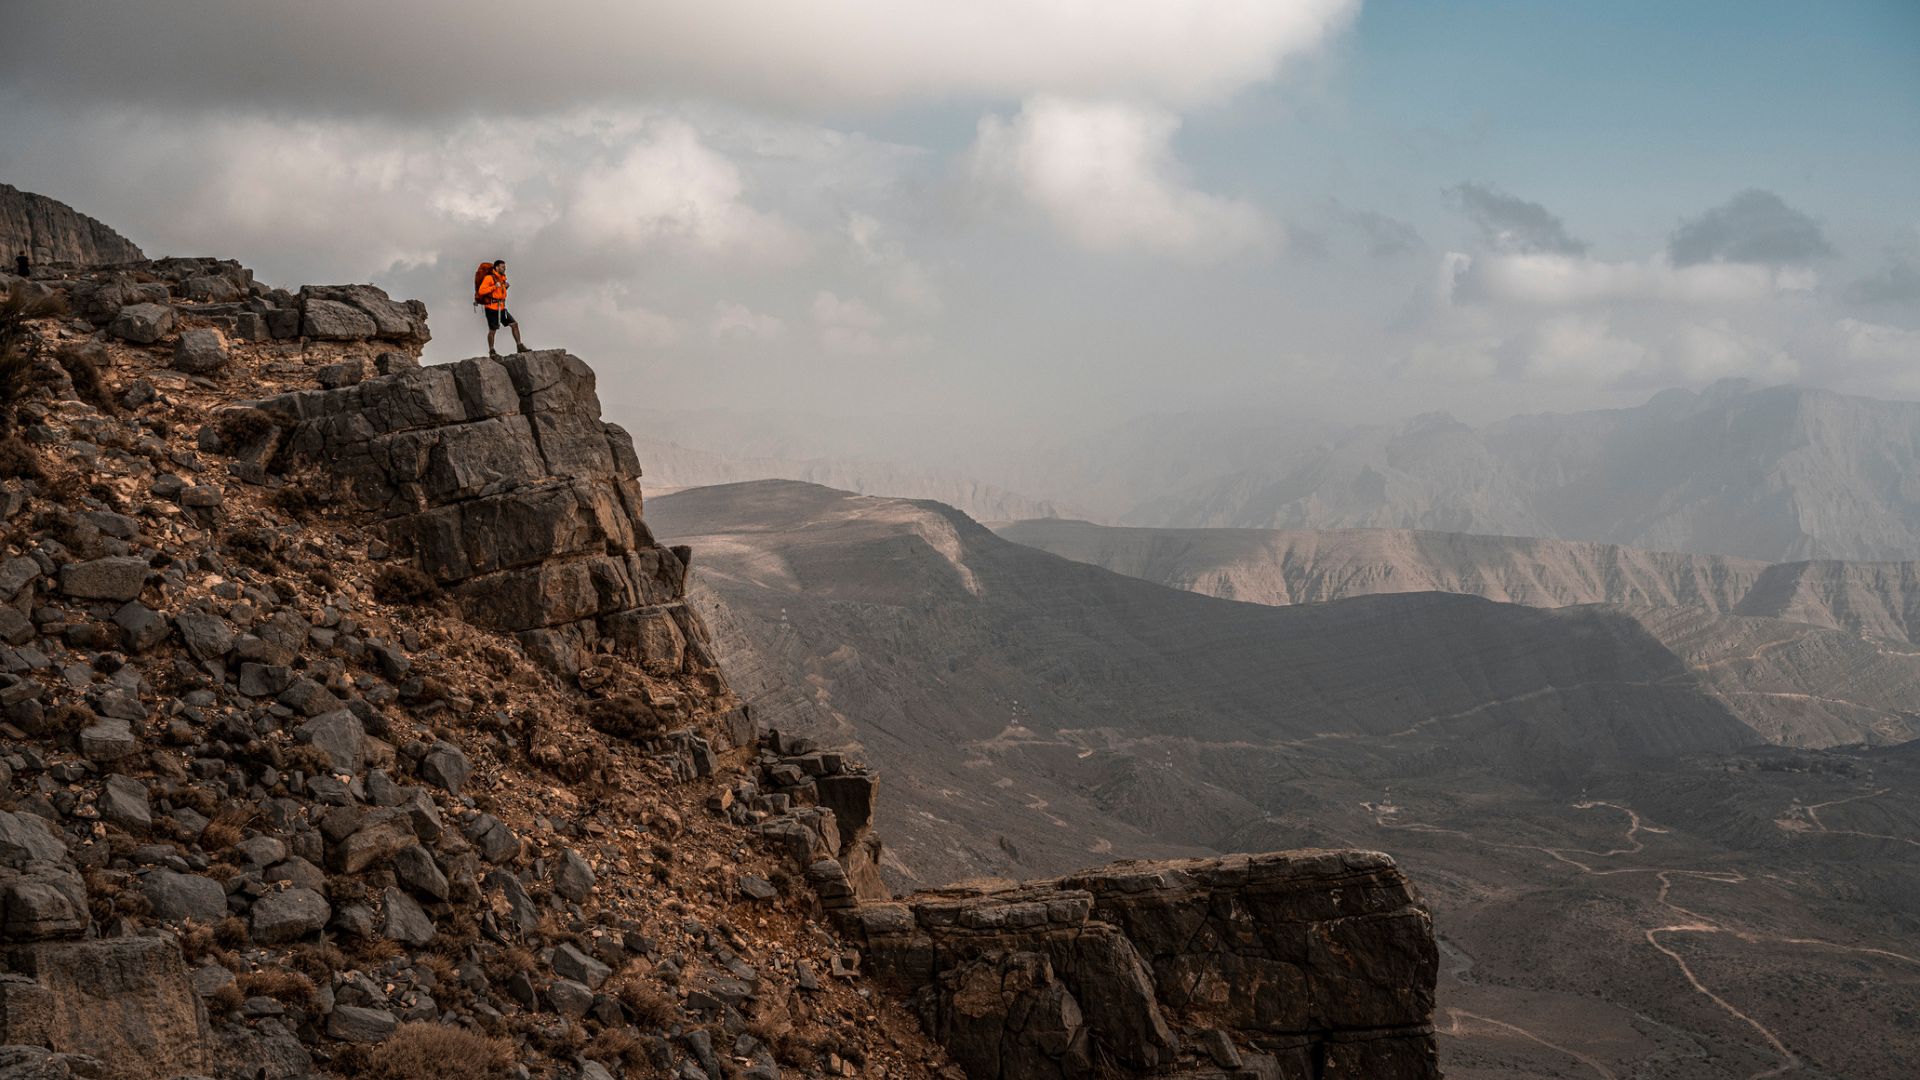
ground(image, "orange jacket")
xmin=478 ymin=270 xmax=508 ymax=310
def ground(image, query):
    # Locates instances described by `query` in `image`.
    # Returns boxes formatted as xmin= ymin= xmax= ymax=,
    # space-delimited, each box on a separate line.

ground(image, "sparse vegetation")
xmin=211 ymin=406 xmax=274 ymax=448
xmin=372 ymin=564 xmax=441 ymax=606
xmin=363 ymin=1024 xmax=515 ymax=1080
xmin=56 ymin=343 xmax=117 ymax=415
xmin=587 ymin=694 xmax=664 ymax=739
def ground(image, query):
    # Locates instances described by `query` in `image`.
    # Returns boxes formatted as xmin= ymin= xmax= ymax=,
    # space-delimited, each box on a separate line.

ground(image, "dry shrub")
xmin=481 ymin=946 xmax=539 ymax=987
xmin=362 ymin=1022 xmax=514 ymax=1079
xmin=0 ymin=287 xmax=67 ymax=430
xmin=0 ymin=437 xmax=43 ymax=481
xmin=56 ymin=345 xmax=116 ymax=416
xmin=280 ymin=743 xmax=335 ymax=776
xmin=222 ymin=527 xmax=278 ymax=571
xmin=415 ymin=953 xmax=456 ymax=987
xmin=36 ymin=703 xmax=95 ymax=738
xmin=177 ymin=922 xmax=235 ymax=969
xmin=270 ymin=484 xmax=326 ymax=516
xmin=206 ymin=982 xmax=244 ymax=1014
xmin=372 ymin=565 xmax=440 ymax=606
xmin=352 ymin=935 xmax=406 ymax=965
xmin=586 ymin=695 xmax=663 ymax=740
xmin=584 ymin=1027 xmax=652 ymax=1071
xmin=200 ymin=804 xmax=256 ymax=853
xmin=288 ymin=942 xmax=347 ymax=983
xmin=212 ymin=407 xmax=274 ymax=448
xmin=237 ymin=968 xmax=319 ymax=1009
xmin=611 ymin=976 xmax=678 ymax=1030
xmin=213 ymin=915 xmax=250 ymax=949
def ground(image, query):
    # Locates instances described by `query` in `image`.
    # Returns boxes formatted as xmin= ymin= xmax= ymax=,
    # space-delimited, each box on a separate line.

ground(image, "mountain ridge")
xmin=994 ymin=518 xmax=1920 ymax=644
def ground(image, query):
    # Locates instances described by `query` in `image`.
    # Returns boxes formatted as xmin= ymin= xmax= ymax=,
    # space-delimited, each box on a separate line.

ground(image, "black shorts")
xmin=485 ymin=307 xmax=515 ymax=331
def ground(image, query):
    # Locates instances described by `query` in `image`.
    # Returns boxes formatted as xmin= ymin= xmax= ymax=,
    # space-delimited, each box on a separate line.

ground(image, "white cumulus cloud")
xmin=970 ymin=97 xmax=1272 ymax=260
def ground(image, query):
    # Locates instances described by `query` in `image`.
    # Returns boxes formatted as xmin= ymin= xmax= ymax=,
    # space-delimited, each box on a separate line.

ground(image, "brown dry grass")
xmin=237 ymin=968 xmax=320 ymax=1009
xmin=610 ymin=975 xmax=679 ymax=1030
xmin=362 ymin=1023 xmax=515 ymax=1080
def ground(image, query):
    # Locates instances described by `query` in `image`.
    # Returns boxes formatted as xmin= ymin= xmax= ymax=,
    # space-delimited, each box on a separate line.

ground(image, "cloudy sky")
xmin=2 ymin=0 xmax=1916 ymax=430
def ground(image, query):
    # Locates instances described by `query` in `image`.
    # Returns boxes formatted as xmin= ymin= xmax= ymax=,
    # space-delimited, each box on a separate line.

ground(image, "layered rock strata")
xmin=0 ymin=184 xmax=145 ymax=267
xmin=255 ymin=350 xmax=699 ymax=677
xmin=845 ymin=851 xmax=1438 ymax=1079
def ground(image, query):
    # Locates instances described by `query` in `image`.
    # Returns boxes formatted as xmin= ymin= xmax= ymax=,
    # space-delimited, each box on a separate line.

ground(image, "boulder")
xmin=140 ymin=870 xmax=226 ymax=923
xmin=298 ymin=299 xmax=377 ymax=340
xmin=107 ymin=303 xmax=175 ymax=344
xmin=97 ymin=775 xmax=150 ymax=831
xmin=0 ymin=937 xmax=210 ymax=1079
xmin=418 ymin=741 xmax=470 ymax=794
xmin=324 ymin=1005 xmax=396 ymax=1044
xmin=249 ymin=887 xmax=330 ymax=944
xmin=0 ymin=812 xmax=67 ymax=867
xmin=58 ymin=558 xmax=147 ymax=602
xmin=296 ymin=710 xmax=365 ymax=774
xmin=76 ymin=719 xmax=137 ymax=763
xmin=111 ymin=603 xmax=169 ymax=653
xmin=554 ymin=849 xmax=595 ymax=902
xmin=551 ymin=943 xmax=610 ymax=989
xmin=0 ymin=863 xmax=90 ymax=940
xmin=461 ymin=814 xmax=520 ymax=864
xmin=378 ymin=887 xmax=434 ymax=946
xmin=171 ymin=611 xmax=233 ymax=661
xmin=170 ymin=328 xmax=227 ymax=374
xmin=392 ymin=845 xmax=448 ymax=901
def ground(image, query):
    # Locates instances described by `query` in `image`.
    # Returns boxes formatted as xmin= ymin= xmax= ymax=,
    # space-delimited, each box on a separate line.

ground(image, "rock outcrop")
xmin=844 ymin=846 xmax=1436 ymax=1077
xmin=255 ymin=349 xmax=694 ymax=678
xmin=0 ymin=184 xmax=145 ymax=267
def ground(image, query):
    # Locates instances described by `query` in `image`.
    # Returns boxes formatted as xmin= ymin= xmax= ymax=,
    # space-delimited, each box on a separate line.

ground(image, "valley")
xmin=652 ymin=479 xmax=1920 ymax=1080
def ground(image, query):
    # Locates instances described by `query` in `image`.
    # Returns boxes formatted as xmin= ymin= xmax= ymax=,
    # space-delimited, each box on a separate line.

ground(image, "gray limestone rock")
xmin=171 ymin=328 xmax=227 ymax=374
xmin=107 ymin=303 xmax=175 ymax=344
xmin=141 ymin=870 xmax=226 ymax=923
xmin=249 ymin=887 xmax=331 ymax=944
xmin=58 ymin=557 xmax=147 ymax=602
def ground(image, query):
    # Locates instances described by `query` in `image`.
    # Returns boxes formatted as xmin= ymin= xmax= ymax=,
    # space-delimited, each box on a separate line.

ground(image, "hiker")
xmin=12 ymin=253 xmax=27 ymax=278
xmin=474 ymin=259 xmax=529 ymax=357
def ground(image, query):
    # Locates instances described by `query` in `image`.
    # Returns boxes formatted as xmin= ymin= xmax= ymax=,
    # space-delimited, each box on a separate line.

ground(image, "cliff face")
xmin=848 ymin=851 xmax=1437 ymax=1079
xmin=0 ymin=184 xmax=145 ymax=267
xmin=0 ymin=253 xmax=1440 ymax=1080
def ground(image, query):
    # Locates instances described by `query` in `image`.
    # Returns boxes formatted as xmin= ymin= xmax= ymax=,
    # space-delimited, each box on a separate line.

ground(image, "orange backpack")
xmin=473 ymin=262 xmax=495 ymax=305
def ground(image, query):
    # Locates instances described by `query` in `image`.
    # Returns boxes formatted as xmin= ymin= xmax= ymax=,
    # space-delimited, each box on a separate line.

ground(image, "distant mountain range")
xmin=1125 ymin=380 xmax=1920 ymax=562
xmin=996 ymin=519 xmax=1920 ymax=644
xmin=632 ymin=380 xmax=1920 ymax=561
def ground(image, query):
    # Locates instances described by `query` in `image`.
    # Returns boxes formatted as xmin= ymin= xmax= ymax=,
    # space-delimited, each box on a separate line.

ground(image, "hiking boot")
xmin=515 ymin=343 xmax=532 ymax=353
xmin=488 ymin=348 xmax=502 ymax=359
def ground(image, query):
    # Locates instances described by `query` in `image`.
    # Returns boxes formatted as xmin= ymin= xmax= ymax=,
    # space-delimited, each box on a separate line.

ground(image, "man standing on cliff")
xmin=475 ymin=259 xmax=530 ymax=358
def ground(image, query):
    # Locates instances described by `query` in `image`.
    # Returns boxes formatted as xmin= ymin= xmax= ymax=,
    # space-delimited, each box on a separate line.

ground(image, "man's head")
xmin=493 ymin=260 xmax=506 ymax=271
